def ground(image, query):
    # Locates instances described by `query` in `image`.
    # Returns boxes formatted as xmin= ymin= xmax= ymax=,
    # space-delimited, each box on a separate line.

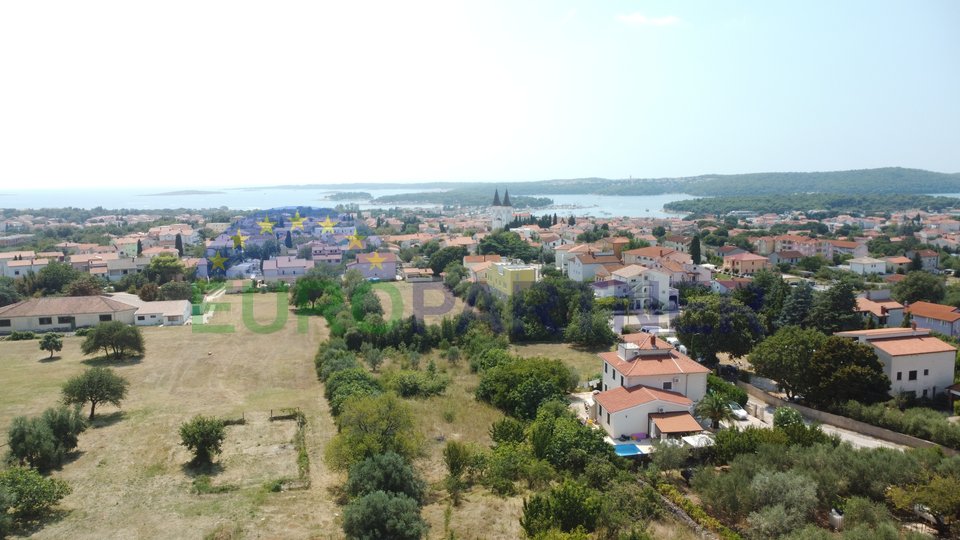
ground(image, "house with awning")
xmin=590 ymin=333 xmax=709 ymax=440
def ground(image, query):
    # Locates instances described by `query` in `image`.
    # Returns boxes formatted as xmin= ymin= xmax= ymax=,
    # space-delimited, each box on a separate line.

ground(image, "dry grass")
xmin=509 ymin=342 xmax=610 ymax=385
xmin=0 ymin=293 xmax=344 ymax=540
xmin=373 ymin=280 xmax=467 ymax=325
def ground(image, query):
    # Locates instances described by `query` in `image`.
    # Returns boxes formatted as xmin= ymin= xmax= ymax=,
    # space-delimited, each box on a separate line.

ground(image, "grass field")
xmin=509 ymin=342 xmax=609 ymax=385
xmin=373 ymin=280 xmax=467 ymax=325
xmin=0 ymin=293 xmax=341 ymax=540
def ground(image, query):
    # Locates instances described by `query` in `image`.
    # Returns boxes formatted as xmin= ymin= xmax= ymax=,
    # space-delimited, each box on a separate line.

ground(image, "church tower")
xmin=489 ymin=189 xmax=514 ymax=230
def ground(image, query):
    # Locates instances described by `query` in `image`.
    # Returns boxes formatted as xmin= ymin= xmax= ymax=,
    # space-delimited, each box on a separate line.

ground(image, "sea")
xmin=0 ymin=188 xmax=701 ymax=219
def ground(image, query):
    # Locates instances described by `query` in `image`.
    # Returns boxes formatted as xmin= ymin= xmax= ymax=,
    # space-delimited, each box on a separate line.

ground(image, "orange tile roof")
xmin=869 ymin=336 xmax=957 ymax=356
xmin=650 ymin=411 xmax=703 ymax=433
xmin=906 ymin=301 xmax=960 ymax=323
xmin=594 ymin=385 xmax=692 ymax=413
xmin=855 ymin=297 xmax=904 ymax=317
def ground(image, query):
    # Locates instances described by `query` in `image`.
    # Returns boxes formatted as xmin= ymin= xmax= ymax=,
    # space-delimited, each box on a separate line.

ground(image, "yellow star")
xmin=347 ymin=233 xmax=365 ymax=250
xmin=290 ymin=211 xmax=306 ymax=231
xmin=231 ymin=231 xmax=249 ymax=249
xmin=318 ymin=216 xmax=338 ymax=234
xmin=208 ymin=250 xmax=228 ymax=271
xmin=367 ymin=251 xmax=386 ymax=270
xmin=256 ymin=215 xmax=275 ymax=234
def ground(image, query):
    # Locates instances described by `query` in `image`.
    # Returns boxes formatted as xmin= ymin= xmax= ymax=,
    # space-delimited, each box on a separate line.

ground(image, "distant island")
xmin=143 ymin=190 xmax=224 ymax=196
xmin=324 ymin=192 xmax=373 ymax=201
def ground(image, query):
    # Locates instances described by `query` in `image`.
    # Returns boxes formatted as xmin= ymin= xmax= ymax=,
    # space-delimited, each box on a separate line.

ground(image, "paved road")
xmin=725 ymin=398 xmax=907 ymax=451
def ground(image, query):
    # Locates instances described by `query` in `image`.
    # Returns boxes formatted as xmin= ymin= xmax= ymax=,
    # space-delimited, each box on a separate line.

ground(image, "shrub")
xmin=0 ymin=467 xmax=71 ymax=520
xmin=476 ymin=357 xmax=577 ymax=419
xmin=838 ymin=400 xmax=960 ymax=450
xmin=8 ymin=331 xmax=36 ymax=341
xmin=520 ymin=479 xmax=603 ymax=537
xmin=657 ymin=484 xmax=742 ymax=540
xmin=383 ymin=370 xmax=449 ymax=398
xmin=326 ymin=394 xmax=423 ymax=470
xmin=7 ymin=406 xmax=88 ymax=470
xmin=341 ymin=491 xmax=427 ymax=540
xmin=490 ymin=417 xmax=527 ymax=445
xmin=179 ymin=415 xmax=226 ymax=465
xmin=773 ymin=407 xmax=805 ymax=428
xmin=707 ymin=374 xmax=748 ymax=407
xmin=325 ymin=368 xmax=383 ymax=416
xmin=345 ymin=452 xmax=426 ymax=504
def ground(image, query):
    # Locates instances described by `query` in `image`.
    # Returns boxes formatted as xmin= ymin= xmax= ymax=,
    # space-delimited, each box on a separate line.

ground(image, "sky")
xmin=1 ymin=1 xmax=958 ymax=189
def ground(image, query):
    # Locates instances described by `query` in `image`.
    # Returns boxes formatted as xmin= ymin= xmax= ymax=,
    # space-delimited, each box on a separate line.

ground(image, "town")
xmin=2 ymin=185 xmax=960 ymax=539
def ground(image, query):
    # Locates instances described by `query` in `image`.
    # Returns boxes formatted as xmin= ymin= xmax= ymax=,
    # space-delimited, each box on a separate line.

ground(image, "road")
xmin=726 ymin=398 xmax=906 ymax=451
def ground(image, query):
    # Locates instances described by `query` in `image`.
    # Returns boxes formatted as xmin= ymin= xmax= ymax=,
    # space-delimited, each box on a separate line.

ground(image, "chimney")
xmin=651 ymin=336 xmax=658 ymax=349
xmin=911 ymin=321 xmax=917 ymax=332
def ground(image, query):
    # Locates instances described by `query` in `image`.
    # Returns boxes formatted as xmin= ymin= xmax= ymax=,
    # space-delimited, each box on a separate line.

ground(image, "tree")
xmin=284 ymin=230 xmax=293 ymax=249
xmin=888 ymin=475 xmax=960 ymax=536
xmin=291 ymin=276 xmax=329 ymax=309
xmin=690 ymin=234 xmax=702 ymax=265
xmin=327 ymin=393 xmax=423 ymax=469
xmin=39 ymin=333 xmax=63 ymax=359
xmin=749 ymin=327 xmax=828 ymax=400
xmin=360 ymin=343 xmax=384 ymax=372
xmin=8 ymin=406 xmax=88 ymax=471
xmin=675 ymin=296 xmax=763 ymax=364
xmin=563 ymin=307 xmax=617 ymax=348
xmin=174 ymin=233 xmax=184 ymax=256
xmin=0 ymin=276 xmax=21 ymax=307
xmin=910 ymin=252 xmax=924 ymax=272
xmin=696 ymin=393 xmax=733 ymax=429
xmin=80 ymin=321 xmax=145 ymax=360
xmin=179 ymin=415 xmax=226 ymax=465
xmin=809 ymin=281 xmax=861 ymax=334
xmin=64 ymin=274 xmax=104 ymax=296
xmin=136 ymin=239 xmax=143 ymax=256
xmin=342 ymin=491 xmax=427 ymax=540
xmin=0 ymin=467 xmax=70 ymax=521
xmin=520 ymin=479 xmax=603 ymax=537
xmin=804 ymin=336 xmax=891 ymax=407
xmin=145 ymin=254 xmax=185 ymax=284
xmin=776 ymin=282 xmax=814 ymax=328
xmin=138 ymin=282 xmax=160 ymax=301
xmin=476 ymin=356 xmax=578 ymax=419
xmin=892 ymin=271 xmax=946 ymax=304
xmin=61 ymin=367 xmax=129 ymax=419
xmin=345 ymin=452 xmax=426 ymax=504
xmin=428 ymin=246 xmax=468 ymax=276
xmin=772 ymin=407 xmax=804 ymax=428
xmin=160 ymin=281 xmax=192 ymax=301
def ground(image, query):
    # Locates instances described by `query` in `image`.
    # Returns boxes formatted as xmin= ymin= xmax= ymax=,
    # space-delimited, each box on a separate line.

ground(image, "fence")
xmin=736 ymin=381 xmax=958 ymax=456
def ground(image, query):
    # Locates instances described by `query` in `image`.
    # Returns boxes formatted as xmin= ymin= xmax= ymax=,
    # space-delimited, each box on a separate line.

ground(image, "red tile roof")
xmin=869 ymin=336 xmax=957 ymax=356
xmin=594 ymin=385 xmax=692 ymax=413
xmin=906 ymin=301 xmax=960 ymax=323
xmin=650 ymin=411 xmax=703 ymax=433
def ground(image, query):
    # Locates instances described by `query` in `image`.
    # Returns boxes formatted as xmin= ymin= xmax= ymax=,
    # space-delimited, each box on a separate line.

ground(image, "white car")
xmin=728 ymin=401 xmax=748 ymax=421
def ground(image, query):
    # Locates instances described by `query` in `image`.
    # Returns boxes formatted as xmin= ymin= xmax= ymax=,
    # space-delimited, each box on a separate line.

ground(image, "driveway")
xmin=722 ymin=398 xmax=907 ymax=451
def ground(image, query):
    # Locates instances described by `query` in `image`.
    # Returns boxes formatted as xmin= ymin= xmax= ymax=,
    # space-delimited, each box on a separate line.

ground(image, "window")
xmin=604 ymin=363 xmax=608 ymax=374
xmin=606 ymin=413 xmax=610 ymax=424
xmin=99 ymin=314 xmax=112 ymax=322
xmin=57 ymin=317 xmax=73 ymax=324
xmin=620 ymin=375 xmax=624 ymax=386
xmin=896 ymin=372 xmax=902 ymax=381
xmin=39 ymin=317 xmax=52 ymax=325
xmin=909 ymin=370 xmax=918 ymax=381
xmin=137 ymin=316 xmax=145 ymax=321
xmin=663 ymin=381 xmax=673 ymax=391
xmin=0 ymin=320 xmax=10 ymax=327
xmin=924 ymin=369 xmax=929 ymax=376
xmin=923 ymin=389 xmax=928 ymax=398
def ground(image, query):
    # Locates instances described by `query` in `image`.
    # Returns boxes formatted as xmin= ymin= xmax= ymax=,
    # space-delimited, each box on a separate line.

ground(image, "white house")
xmin=836 ymin=327 xmax=956 ymax=399
xmin=0 ymin=296 xmax=137 ymax=333
xmin=611 ymin=265 xmax=671 ymax=309
xmin=591 ymin=333 xmax=709 ymax=439
xmin=568 ymin=253 xmax=622 ymax=282
xmin=110 ymin=293 xmax=192 ymax=327
xmin=848 ymin=257 xmax=887 ymax=275
xmin=262 ymin=256 xmax=314 ymax=283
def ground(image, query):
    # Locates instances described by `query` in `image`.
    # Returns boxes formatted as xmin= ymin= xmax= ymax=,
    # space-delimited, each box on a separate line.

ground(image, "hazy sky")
xmin=1 ymin=1 xmax=958 ymax=189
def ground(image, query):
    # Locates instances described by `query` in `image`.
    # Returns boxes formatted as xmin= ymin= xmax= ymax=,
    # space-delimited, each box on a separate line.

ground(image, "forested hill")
xmin=251 ymin=168 xmax=960 ymax=201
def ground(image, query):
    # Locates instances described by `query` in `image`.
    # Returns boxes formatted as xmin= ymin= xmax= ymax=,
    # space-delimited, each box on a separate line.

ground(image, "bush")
xmin=476 ymin=357 xmax=578 ymax=419
xmin=326 ymin=394 xmax=423 ymax=470
xmin=345 ymin=452 xmax=426 ymax=504
xmin=325 ymin=368 xmax=383 ymax=416
xmin=490 ymin=417 xmax=527 ymax=445
xmin=707 ymin=374 xmax=748 ymax=407
xmin=838 ymin=400 xmax=960 ymax=450
xmin=179 ymin=415 xmax=226 ymax=465
xmin=383 ymin=370 xmax=449 ymax=398
xmin=8 ymin=331 xmax=36 ymax=341
xmin=0 ymin=467 xmax=71 ymax=520
xmin=773 ymin=407 xmax=804 ymax=428
xmin=8 ymin=406 xmax=88 ymax=471
xmin=520 ymin=479 xmax=603 ymax=537
xmin=657 ymin=484 xmax=742 ymax=540
xmin=341 ymin=491 xmax=428 ymax=540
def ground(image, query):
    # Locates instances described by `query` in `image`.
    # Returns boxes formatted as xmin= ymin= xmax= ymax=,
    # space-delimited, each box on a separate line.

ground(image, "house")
xmin=568 ymin=253 xmax=622 ymax=282
xmin=721 ymin=253 xmax=770 ymax=275
xmin=347 ymin=252 xmax=398 ymax=281
xmin=662 ymin=235 xmax=690 ymax=253
xmin=836 ymin=327 xmax=956 ymax=399
xmin=0 ymin=296 xmax=138 ymax=333
xmin=110 ymin=293 xmax=192 ymax=326
xmin=905 ymin=301 xmax=960 ymax=338
xmin=848 ymin=257 xmax=886 ymax=275
xmin=591 ymin=279 xmax=632 ymax=301
xmin=856 ymin=296 xmax=905 ymax=328
xmin=611 ymin=265 xmax=672 ymax=309
xmin=554 ymin=244 xmax=591 ymax=275
xmin=590 ymin=333 xmax=709 ymax=439
xmin=311 ymin=243 xmax=343 ymax=265
xmin=906 ymin=249 xmax=940 ymax=272
xmin=622 ymin=246 xmax=691 ymax=268
xmin=768 ymin=250 xmax=804 ymax=267
xmin=884 ymin=256 xmax=912 ymax=274
xmin=2 ymin=257 xmax=49 ymax=279
xmin=716 ymin=245 xmax=747 ymax=258
xmin=262 ymin=256 xmax=315 ymax=283
xmin=483 ymin=262 xmax=540 ymax=298
xmin=712 ymin=278 xmax=752 ymax=295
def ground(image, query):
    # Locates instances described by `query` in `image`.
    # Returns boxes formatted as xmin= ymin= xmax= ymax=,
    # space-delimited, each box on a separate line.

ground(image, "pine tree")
xmin=552 ymin=213 xmax=558 ymax=225
xmin=690 ymin=234 xmax=702 ymax=265
xmin=776 ymin=281 xmax=814 ymax=328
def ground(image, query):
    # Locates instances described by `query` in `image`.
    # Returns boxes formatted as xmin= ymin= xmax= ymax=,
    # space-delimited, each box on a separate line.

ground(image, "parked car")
xmin=728 ymin=401 xmax=748 ymax=421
